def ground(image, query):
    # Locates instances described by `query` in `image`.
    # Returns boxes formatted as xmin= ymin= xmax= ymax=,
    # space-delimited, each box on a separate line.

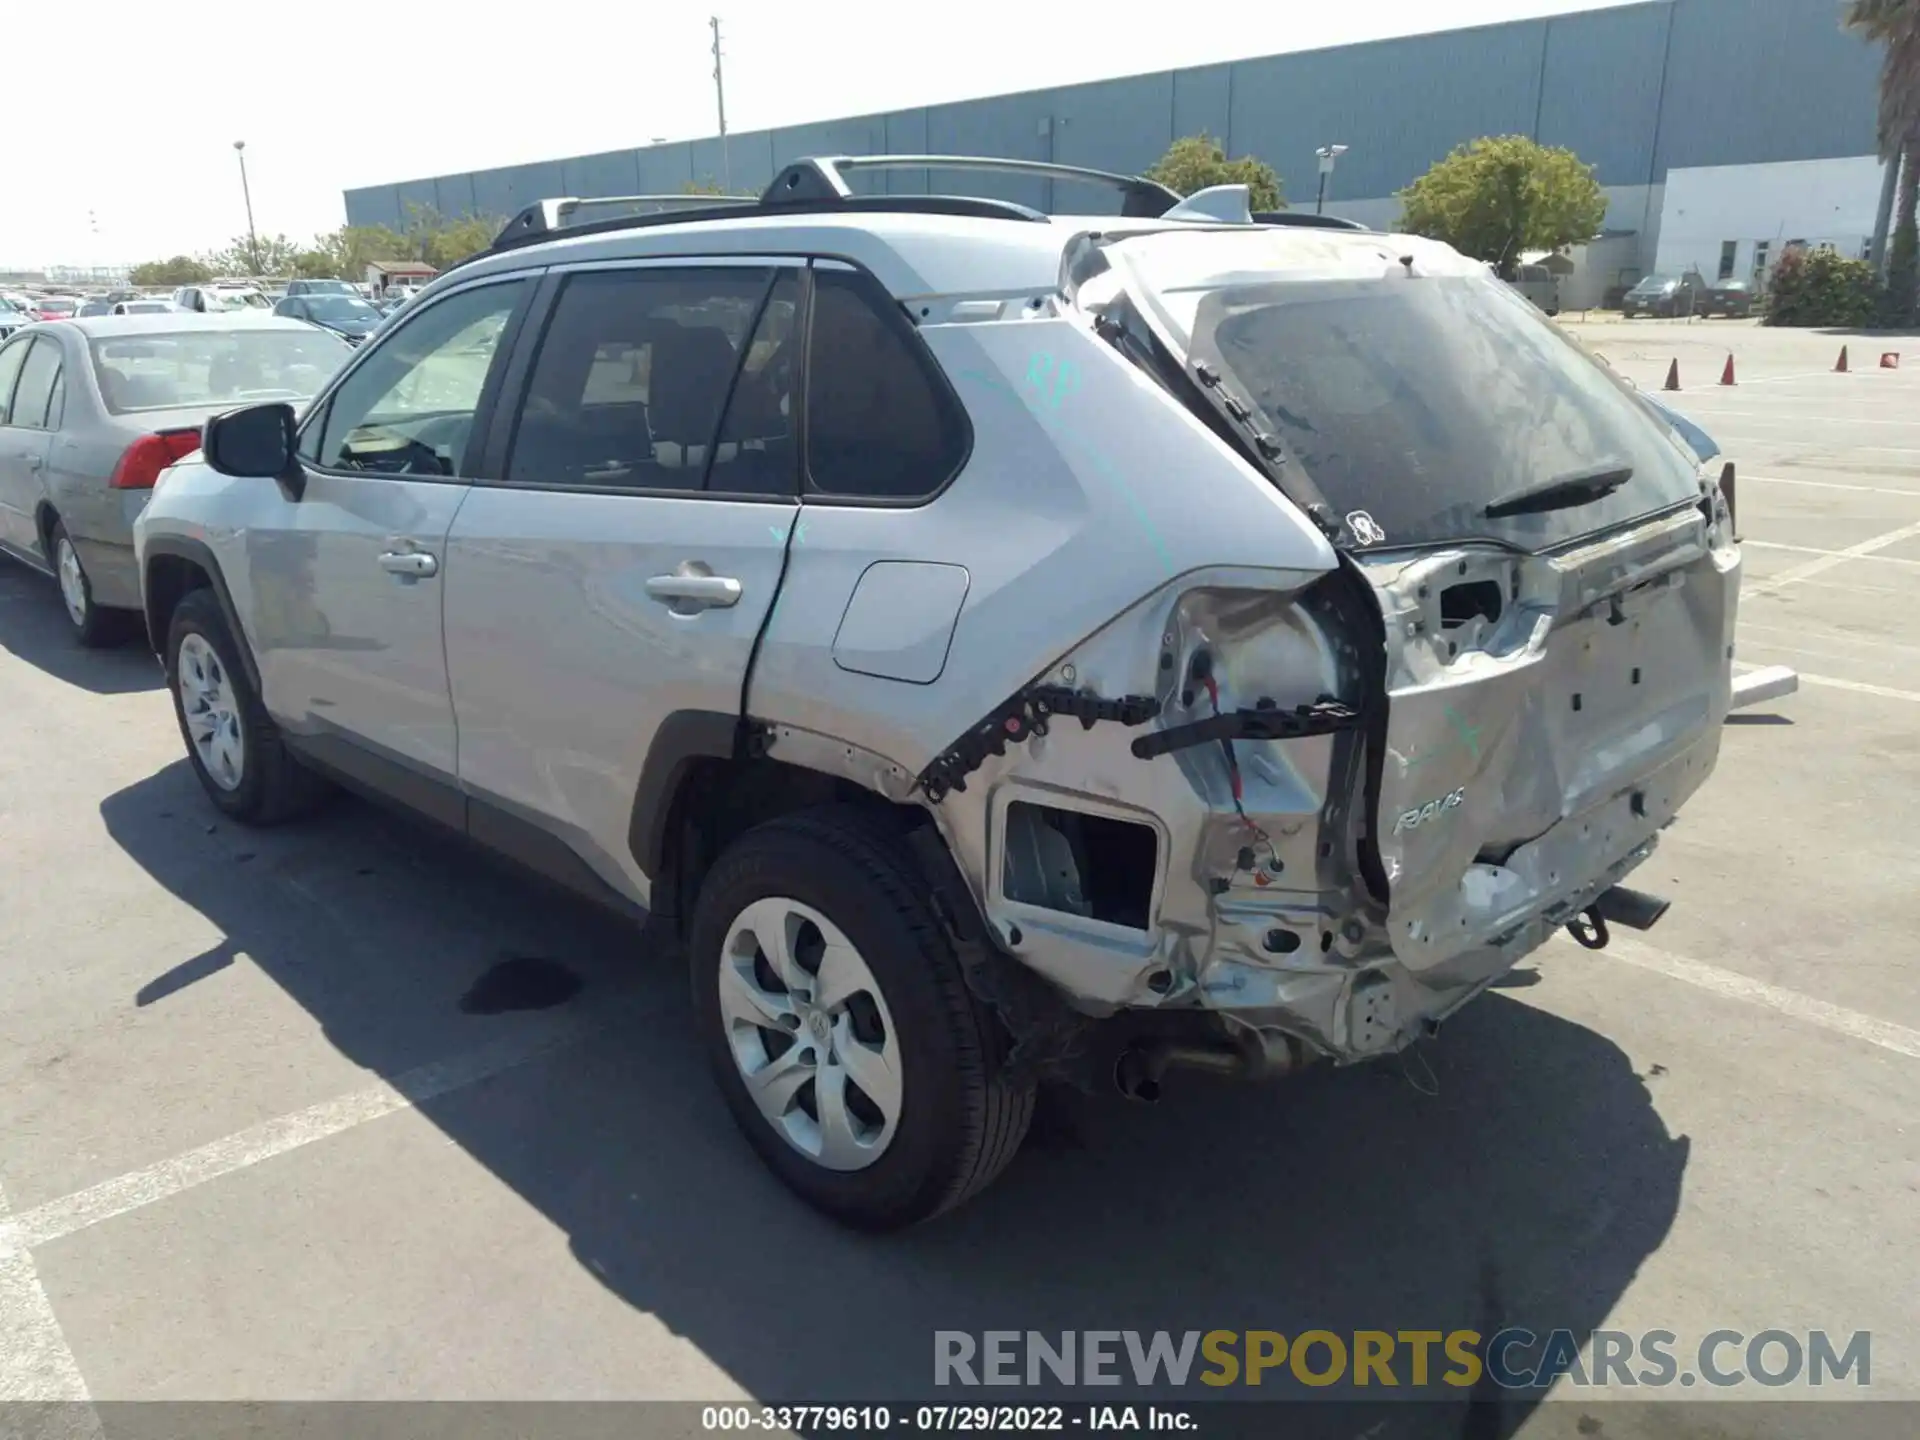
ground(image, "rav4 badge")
xmin=1394 ymin=788 xmax=1465 ymax=834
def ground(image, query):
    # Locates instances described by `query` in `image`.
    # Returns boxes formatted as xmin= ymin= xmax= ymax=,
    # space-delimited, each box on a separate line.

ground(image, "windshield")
xmin=89 ymin=329 xmax=351 ymax=413
xmin=1632 ymin=277 xmax=1678 ymax=293
xmin=77 ymin=299 xmax=114 ymax=316
xmin=302 ymin=280 xmax=358 ymax=295
xmin=122 ymin=301 xmax=171 ymax=313
xmin=1187 ymin=274 xmax=1701 ymax=552
xmin=307 ymin=296 xmax=378 ymax=322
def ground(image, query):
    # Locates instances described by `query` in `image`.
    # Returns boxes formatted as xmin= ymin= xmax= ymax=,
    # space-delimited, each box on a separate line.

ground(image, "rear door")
xmin=441 ymin=258 xmax=801 ymax=901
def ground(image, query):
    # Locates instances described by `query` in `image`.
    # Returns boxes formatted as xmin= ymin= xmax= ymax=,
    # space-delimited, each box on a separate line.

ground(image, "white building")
xmin=1652 ymin=157 xmax=1888 ymax=287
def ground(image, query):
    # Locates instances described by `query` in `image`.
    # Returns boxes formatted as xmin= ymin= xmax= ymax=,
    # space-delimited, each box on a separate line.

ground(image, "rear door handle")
xmin=18 ymin=452 xmax=41 ymax=471
xmin=646 ymin=573 xmax=742 ymax=609
xmin=378 ymin=550 xmax=438 ymax=578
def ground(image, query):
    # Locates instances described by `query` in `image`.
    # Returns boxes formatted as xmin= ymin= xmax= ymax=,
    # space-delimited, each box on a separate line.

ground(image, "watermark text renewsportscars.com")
xmin=934 ymin=1329 xmax=1871 ymax=1391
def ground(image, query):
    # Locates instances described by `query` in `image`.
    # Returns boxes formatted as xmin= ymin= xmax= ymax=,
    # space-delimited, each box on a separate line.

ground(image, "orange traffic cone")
xmin=1882 ymin=352 xmax=1901 ymax=369
xmin=1719 ymin=354 xmax=1736 ymax=386
xmin=1836 ymin=345 xmax=1850 ymax=372
xmin=1663 ymin=358 xmax=1681 ymax=391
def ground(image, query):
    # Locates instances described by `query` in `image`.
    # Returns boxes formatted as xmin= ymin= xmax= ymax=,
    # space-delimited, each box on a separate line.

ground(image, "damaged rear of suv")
xmin=139 ymin=157 xmax=1738 ymax=1231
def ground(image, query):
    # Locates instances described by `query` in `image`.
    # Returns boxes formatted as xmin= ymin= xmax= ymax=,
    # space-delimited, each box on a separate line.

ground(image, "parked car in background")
xmin=171 ymin=284 xmax=273 ymax=315
xmin=0 ymin=312 xmax=351 ymax=644
xmin=0 ymin=296 xmax=30 ymax=341
xmin=131 ymin=156 xmax=1742 ymax=1228
xmin=112 ymin=299 xmax=176 ymax=315
xmin=273 ymin=293 xmax=382 ymax=345
xmin=75 ymin=296 xmax=117 ymax=318
xmin=285 ymin=278 xmax=361 ymax=298
xmin=30 ymin=297 xmax=78 ymax=322
xmin=1700 ymin=277 xmax=1755 ymax=318
xmin=1619 ymin=272 xmax=1705 ymax=318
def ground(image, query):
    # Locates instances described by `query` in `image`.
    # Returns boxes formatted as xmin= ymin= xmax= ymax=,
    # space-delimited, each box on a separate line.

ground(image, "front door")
xmin=442 ymin=260 xmax=802 ymax=899
xmin=0 ymin=333 xmax=44 ymax=556
xmin=258 ymin=275 xmax=534 ymax=797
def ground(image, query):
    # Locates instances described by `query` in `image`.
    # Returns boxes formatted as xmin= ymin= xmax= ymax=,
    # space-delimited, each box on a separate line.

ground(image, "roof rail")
xmin=492 ymin=193 xmax=756 ymax=248
xmin=1252 ymin=211 xmax=1372 ymax=232
xmin=485 ymin=188 xmax=1051 ymax=257
xmin=763 ymin=155 xmax=1182 ymax=218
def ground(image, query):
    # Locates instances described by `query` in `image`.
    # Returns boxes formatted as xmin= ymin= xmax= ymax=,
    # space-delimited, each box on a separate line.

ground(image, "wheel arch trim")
xmin=139 ymin=535 xmax=262 ymax=695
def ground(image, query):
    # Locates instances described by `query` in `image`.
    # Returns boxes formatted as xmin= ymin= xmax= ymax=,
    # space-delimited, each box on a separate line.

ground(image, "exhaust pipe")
xmin=1114 ymin=1031 xmax=1306 ymax=1102
xmin=1591 ymin=884 xmax=1670 ymax=932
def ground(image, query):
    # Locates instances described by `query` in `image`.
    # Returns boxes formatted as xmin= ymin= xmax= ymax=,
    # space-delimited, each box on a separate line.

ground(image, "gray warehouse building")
xmin=345 ymin=0 xmax=1882 ymax=299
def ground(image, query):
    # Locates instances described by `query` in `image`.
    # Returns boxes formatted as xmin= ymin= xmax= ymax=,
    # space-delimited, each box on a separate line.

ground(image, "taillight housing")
xmin=109 ymin=428 xmax=203 ymax=490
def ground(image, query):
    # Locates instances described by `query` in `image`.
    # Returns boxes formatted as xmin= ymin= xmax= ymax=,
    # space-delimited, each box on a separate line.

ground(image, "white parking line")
xmin=1743 ymin=540 xmax=1920 ymax=571
xmin=1598 ymin=935 xmax=1920 ymax=1061
xmin=1745 ymin=475 xmax=1920 ymax=499
xmin=0 ymin=1181 xmax=97 ymax=1424
xmin=1746 ymin=519 xmax=1920 ymax=594
xmin=0 ymin=1004 xmax=618 ymax=1253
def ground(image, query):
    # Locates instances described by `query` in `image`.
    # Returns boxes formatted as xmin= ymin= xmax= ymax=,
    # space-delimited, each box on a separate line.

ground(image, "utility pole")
xmin=233 ymin=140 xmax=260 ymax=273
xmin=710 ymin=16 xmax=731 ymax=193
xmin=1314 ymin=143 xmax=1348 ymax=215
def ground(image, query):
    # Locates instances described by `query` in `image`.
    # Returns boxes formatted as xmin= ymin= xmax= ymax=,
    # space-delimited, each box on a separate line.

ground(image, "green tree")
xmin=1398 ymin=135 xmax=1607 ymax=279
xmin=1844 ymin=0 xmax=1920 ymax=323
xmin=1765 ymin=245 xmax=1879 ymax=326
xmin=1146 ymin=134 xmax=1283 ymax=211
xmin=401 ymin=204 xmax=502 ymax=268
xmin=205 ymin=232 xmax=305 ymax=277
xmin=128 ymin=255 xmax=213 ymax=287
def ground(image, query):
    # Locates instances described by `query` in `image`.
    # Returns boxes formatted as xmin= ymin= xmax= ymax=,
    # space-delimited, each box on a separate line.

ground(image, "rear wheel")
xmin=690 ymin=807 xmax=1033 ymax=1229
xmin=51 ymin=520 xmax=127 ymax=647
xmin=165 ymin=587 xmax=329 ymax=824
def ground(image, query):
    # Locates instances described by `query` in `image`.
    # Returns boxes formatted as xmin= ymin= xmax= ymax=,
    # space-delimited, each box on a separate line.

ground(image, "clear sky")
xmin=6 ymin=0 xmax=1642 ymax=267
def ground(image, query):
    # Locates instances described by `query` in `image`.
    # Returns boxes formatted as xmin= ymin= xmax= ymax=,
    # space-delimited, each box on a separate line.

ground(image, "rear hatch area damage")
xmin=932 ymin=224 xmax=1744 ymax=1076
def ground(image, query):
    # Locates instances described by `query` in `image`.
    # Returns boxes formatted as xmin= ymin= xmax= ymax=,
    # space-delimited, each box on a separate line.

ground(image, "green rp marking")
xmin=1405 ymin=705 xmax=1483 ymax=769
xmin=1025 ymin=352 xmax=1079 ymax=410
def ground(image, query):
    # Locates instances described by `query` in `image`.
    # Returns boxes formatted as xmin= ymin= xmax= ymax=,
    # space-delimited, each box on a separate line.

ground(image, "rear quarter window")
xmin=804 ymin=267 xmax=969 ymax=502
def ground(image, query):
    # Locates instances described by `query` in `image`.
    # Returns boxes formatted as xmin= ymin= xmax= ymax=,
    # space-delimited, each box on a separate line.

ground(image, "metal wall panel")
xmin=1051 ymin=75 xmax=1176 ymax=213
xmin=343 ymin=186 xmax=402 ymax=230
xmin=1655 ymin=0 xmax=1878 ymax=172
xmin=926 ymin=93 xmax=1056 ymax=209
xmin=346 ymin=0 xmax=1890 ymax=224
xmin=1171 ymin=65 xmax=1231 ymax=150
xmin=562 ymin=149 xmax=643 ymax=200
xmin=1536 ymin=1 xmax=1669 ymax=186
xmin=393 ymin=179 xmax=441 ymax=227
xmin=1228 ymin=20 xmax=1549 ymax=204
xmin=432 ymin=173 xmax=479 ymax=219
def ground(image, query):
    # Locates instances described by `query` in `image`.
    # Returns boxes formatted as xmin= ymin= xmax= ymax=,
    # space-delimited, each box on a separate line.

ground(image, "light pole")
xmin=1314 ymin=143 xmax=1348 ymax=215
xmin=233 ymin=140 xmax=260 ymax=274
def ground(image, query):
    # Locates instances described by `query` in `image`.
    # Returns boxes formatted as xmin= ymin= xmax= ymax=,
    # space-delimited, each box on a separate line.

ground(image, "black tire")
xmin=164 ymin=587 xmax=329 ymax=824
xmin=49 ymin=519 xmax=129 ymax=648
xmin=689 ymin=806 xmax=1034 ymax=1230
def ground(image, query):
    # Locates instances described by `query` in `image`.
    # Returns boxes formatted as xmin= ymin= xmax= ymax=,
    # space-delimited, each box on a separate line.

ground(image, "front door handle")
xmin=378 ymin=550 xmax=438 ymax=578
xmin=646 ymin=572 xmax=742 ymax=609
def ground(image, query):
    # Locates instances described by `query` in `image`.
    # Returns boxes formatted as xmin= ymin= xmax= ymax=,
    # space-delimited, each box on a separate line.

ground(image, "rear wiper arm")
xmin=1482 ymin=461 xmax=1634 ymax=519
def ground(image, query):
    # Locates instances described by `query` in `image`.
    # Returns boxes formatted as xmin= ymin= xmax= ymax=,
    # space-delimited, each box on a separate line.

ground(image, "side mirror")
xmin=204 ymin=402 xmax=301 ymax=491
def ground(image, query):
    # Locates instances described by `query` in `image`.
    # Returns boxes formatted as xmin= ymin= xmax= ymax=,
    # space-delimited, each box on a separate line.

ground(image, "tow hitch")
xmin=1566 ymin=884 xmax=1672 ymax=950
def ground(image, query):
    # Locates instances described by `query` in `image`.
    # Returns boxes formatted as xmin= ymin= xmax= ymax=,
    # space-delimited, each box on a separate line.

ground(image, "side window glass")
xmin=11 ymin=339 xmax=61 ymax=431
xmin=507 ymin=266 xmax=768 ymax=491
xmin=805 ymin=267 xmax=969 ymax=501
xmin=315 ymin=279 xmax=527 ymax=477
xmin=707 ymin=271 xmax=800 ymax=497
xmin=0 ymin=337 xmax=29 ymax=426
xmin=44 ymin=367 xmax=66 ymax=430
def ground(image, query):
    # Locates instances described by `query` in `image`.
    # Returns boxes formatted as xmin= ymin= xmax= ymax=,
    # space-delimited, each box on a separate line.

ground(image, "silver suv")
xmin=133 ymin=156 xmax=1740 ymax=1229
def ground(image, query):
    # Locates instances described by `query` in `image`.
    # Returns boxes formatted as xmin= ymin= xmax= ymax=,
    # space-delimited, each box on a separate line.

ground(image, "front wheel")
xmin=690 ymin=807 xmax=1034 ymax=1229
xmin=165 ymin=587 xmax=329 ymax=824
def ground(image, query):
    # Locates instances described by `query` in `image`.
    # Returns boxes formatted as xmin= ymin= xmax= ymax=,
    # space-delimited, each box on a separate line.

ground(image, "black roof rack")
xmin=484 ymin=152 xmax=1187 ymax=255
xmin=1252 ymin=211 xmax=1372 ymax=232
xmin=762 ymin=155 xmax=1182 ymax=218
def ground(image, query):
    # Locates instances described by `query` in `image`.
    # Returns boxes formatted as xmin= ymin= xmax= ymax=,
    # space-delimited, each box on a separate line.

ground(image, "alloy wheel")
xmin=718 ymin=896 xmax=903 ymax=1171
xmin=177 ymin=632 xmax=246 ymax=791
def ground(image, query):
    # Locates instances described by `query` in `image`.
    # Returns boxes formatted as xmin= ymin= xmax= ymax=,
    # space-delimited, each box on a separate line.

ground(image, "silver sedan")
xmin=0 ymin=312 xmax=352 ymax=644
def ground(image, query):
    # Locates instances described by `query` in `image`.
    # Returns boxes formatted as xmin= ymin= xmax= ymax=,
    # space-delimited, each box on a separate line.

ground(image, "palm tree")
xmin=1846 ymin=0 xmax=1920 ymax=322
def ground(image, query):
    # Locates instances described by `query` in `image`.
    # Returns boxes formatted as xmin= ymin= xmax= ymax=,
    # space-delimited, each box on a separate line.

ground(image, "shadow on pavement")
xmin=0 ymin=564 xmax=163 ymax=696
xmin=102 ymin=763 xmax=1688 ymax=1439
